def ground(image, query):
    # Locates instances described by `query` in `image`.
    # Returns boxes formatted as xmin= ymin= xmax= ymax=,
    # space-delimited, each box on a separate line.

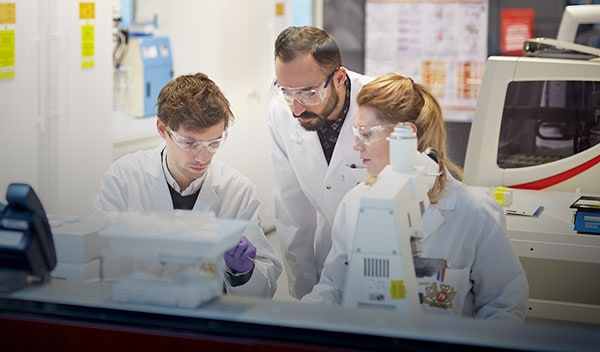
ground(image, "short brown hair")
xmin=156 ymin=72 xmax=234 ymax=131
xmin=275 ymin=26 xmax=342 ymax=75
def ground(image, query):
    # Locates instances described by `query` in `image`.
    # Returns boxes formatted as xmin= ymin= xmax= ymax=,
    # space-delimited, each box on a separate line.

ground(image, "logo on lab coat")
xmin=423 ymin=282 xmax=457 ymax=309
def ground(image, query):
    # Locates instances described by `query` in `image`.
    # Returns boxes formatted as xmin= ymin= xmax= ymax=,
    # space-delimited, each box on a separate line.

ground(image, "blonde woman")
xmin=302 ymin=73 xmax=528 ymax=322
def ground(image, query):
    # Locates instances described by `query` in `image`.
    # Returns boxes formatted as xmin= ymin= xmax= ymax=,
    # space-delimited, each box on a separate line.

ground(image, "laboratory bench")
xmin=0 ymin=279 xmax=599 ymax=352
xmin=1 ymin=187 xmax=599 ymax=350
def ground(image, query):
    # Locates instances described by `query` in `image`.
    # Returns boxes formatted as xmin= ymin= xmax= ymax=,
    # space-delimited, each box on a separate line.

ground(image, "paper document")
xmin=505 ymin=205 xmax=545 ymax=217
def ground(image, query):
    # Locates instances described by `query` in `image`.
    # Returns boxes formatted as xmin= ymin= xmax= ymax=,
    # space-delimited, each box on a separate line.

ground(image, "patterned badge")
xmin=423 ymin=282 xmax=457 ymax=309
xmin=197 ymin=261 xmax=218 ymax=279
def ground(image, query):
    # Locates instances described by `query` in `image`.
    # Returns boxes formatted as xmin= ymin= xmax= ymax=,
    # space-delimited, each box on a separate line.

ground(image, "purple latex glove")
xmin=224 ymin=236 xmax=257 ymax=273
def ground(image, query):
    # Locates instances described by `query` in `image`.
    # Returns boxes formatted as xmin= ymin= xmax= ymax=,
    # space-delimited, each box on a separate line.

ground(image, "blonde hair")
xmin=356 ymin=72 xmax=463 ymax=203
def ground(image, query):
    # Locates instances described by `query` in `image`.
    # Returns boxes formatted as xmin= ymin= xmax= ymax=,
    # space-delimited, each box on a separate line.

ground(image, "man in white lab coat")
xmin=269 ymin=26 xmax=372 ymax=299
xmin=95 ymin=73 xmax=282 ymax=298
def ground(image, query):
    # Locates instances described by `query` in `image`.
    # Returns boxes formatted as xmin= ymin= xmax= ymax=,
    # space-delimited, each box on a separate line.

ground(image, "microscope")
xmin=342 ymin=125 xmax=445 ymax=312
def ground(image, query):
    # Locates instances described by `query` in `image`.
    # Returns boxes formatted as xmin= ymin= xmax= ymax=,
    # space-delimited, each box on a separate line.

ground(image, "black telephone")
xmin=0 ymin=183 xmax=57 ymax=292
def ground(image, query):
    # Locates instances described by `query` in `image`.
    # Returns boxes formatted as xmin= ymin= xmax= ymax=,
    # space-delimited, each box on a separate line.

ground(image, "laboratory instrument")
xmin=0 ymin=184 xmax=56 ymax=292
xmin=120 ymin=35 xmax=173 ymax=117
xmin=342 ymin=125 xmax=443 ymax=312
xmin=556 ymin=4 xmax=600 ymax=44
xmin=464 ymin=4 xmax=600 ymax=194
xmin=463 ymin=55 xmax=600 ymax=193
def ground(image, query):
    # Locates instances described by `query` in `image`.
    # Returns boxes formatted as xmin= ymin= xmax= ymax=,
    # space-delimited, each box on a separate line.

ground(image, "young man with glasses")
xmin=268 ymin=26 xmax=373 ymax=299
xmin=95 ymin=73 xmax=282 ymax=297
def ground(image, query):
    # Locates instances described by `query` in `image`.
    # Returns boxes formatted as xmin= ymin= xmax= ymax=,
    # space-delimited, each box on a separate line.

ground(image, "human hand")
xmin=224 ymin=236 xmax=257 ymax=273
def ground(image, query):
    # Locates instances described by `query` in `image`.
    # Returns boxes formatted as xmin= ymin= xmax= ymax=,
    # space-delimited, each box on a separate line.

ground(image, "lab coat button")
xmin=326 ymin=185 xmax=331 ymax=190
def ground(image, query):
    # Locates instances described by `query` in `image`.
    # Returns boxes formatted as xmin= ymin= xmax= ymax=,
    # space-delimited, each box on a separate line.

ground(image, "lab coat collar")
xmin=290 ymin=122 xmax=328 ymax=168
xmin=146 ymin=143 xmax=176 ymax=211
xmin=327 ymin=73 xmax=363 ymax=174
xmin=422 ymin=171 xmax=461 ymax=241
xmin=327 ymin=109 xmax=356 ymax=172
xmin=160 ymin=147 xmax=206 ymax=196
xmin=290 ymin=117 xmax=356 ymax=174
xmin=145 ymin=143 xmax=218 ymax=211
xmin=192 ymin=159 xmax=221 ymax=211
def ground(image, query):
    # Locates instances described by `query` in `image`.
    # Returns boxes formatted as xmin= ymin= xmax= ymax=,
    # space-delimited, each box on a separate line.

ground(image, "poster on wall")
xmin=365 ymin=0 xmax=488 ymax=122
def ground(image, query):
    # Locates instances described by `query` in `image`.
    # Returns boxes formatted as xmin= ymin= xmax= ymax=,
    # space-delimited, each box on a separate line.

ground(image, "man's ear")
xmin=156 ymin=119 xmax=168 ymax=139
xmin=334 ymin=67 xmax=347 ymax=86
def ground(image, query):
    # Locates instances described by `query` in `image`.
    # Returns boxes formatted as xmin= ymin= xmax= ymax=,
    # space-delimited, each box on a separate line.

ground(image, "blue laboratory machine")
xmin=120 ymin=36 xmax=173 ymax=117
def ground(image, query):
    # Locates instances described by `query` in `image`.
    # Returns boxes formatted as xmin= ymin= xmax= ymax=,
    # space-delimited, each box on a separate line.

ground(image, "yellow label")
xmin=79 ymin=2 xmax=95 ymax=20
xmin=389 ymin=280 xmax=407 ymax=299
xmin=81 ymin=24 xmax=94 ymax=69
xmin=81 ymin=60 xmax=94 ymax=69
xmin=0 ymin=3 xmax=16 ymax=25
xmin=0 ymin=29 xmax=15 ymax=79
xmin=275 ymin=2 xmax=285 ymax=16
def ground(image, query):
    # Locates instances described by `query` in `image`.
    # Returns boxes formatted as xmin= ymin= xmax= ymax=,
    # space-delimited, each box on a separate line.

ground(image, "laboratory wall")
xmin=0 ymin=0 xmax=113 ymax=216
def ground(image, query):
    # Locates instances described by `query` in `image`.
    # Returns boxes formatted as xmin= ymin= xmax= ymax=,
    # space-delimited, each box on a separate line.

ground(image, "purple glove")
xmin=224 ymin=236 xmax=257 ymax=273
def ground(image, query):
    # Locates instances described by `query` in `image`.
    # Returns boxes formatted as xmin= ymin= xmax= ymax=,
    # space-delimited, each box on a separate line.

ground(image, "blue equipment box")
xmin=570 ymin=196 xmax=600 ymax=235
xmin=121 ymin=35 xmax=173 ymax=117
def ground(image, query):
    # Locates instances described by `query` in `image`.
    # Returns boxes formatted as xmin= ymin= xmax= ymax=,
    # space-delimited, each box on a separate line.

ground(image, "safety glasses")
xmin=165 ymin=125 xmax=227 ymax=153
xmin=271 ymin=69 xmax=338 ymax=106
xmin=352 ymin=124 xmax=396 ymax=144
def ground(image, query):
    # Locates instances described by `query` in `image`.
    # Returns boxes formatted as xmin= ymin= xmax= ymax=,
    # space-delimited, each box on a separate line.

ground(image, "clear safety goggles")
xmin=271 ymin=69 xmax=337 ymax=106
xmin=352 ymin=124 xmax=396 ymax=144
xmin=166 ymin=125 xmax=227 ymax=154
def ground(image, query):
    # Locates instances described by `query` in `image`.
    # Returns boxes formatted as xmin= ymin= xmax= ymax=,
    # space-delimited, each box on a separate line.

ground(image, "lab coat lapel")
xmin=146 ymin=144 xmax=176 ymax=211
xmin=422 ymin=205 xmax=445 ymax=241
xmin=292 ymin=123 xmax=327 ymax=166
xmin=422 ymin=178 xmax=459 ymax=241
xmin=327 ymin=114 xmax=355 ymax=174
xmin=193 ymin=162 xmax=218 ymax=211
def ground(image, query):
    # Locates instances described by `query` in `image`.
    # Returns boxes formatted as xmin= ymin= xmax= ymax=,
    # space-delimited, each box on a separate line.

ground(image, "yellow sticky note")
xmin=81 ymin=24 xmax=94 ymax=69
xmin=389 ymin=280 xmax=407 ymax=299
xmin=79 ymin=2 xmax=95 ymax=20
xmin=493 ymin=186 xmax=513 ymax=207
xmin=0 ymin=3 xmax=16 ymax=25
xmin=275 ymin=2 xmax=285 ymax=16
xmin=0 ymin=29 xmax=15 ymax=79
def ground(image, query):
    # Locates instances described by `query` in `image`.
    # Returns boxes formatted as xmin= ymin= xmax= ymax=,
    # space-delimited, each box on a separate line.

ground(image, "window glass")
xmin=497 ymin=80 xmax=600 ymax=168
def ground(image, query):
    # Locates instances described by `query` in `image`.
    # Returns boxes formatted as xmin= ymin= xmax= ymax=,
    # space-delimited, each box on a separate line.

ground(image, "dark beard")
xmin=297 ymin=87 xmax=340 ymax=131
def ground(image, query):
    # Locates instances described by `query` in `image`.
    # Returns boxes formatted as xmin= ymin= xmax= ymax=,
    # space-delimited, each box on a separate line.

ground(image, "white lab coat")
xmin=94 ymin=144 xmax=282 ymax=298
xmin=268 ymin=70 xmax=373 ymax=299
xmin=303 ymin=173 xmax=529 ymax=322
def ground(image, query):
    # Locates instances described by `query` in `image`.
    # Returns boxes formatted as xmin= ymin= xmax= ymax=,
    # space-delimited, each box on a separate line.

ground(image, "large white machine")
xmin=464 ymin=5 xmax=600 ymax=194
xmin=556 ymin=4 xmax=600 ymax=44
xmin=463 ymin=55 xmax=600 ymax=193
xmin=461 ymin=5 xmax=600 ymax=326
xmin=342 ymin=125 xmax=443 ymax=312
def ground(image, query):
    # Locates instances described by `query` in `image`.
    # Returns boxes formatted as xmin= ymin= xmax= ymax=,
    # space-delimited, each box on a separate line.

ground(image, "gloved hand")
xmin=224 ymin=236 xmax=257 ymax=273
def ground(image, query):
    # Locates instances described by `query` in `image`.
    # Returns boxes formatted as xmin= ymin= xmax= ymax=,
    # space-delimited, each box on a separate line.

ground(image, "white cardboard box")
xmin=49 ymin=216 xmax=110 ymax=264
xmin=51 ymin=258 xmax=101 ymax=282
